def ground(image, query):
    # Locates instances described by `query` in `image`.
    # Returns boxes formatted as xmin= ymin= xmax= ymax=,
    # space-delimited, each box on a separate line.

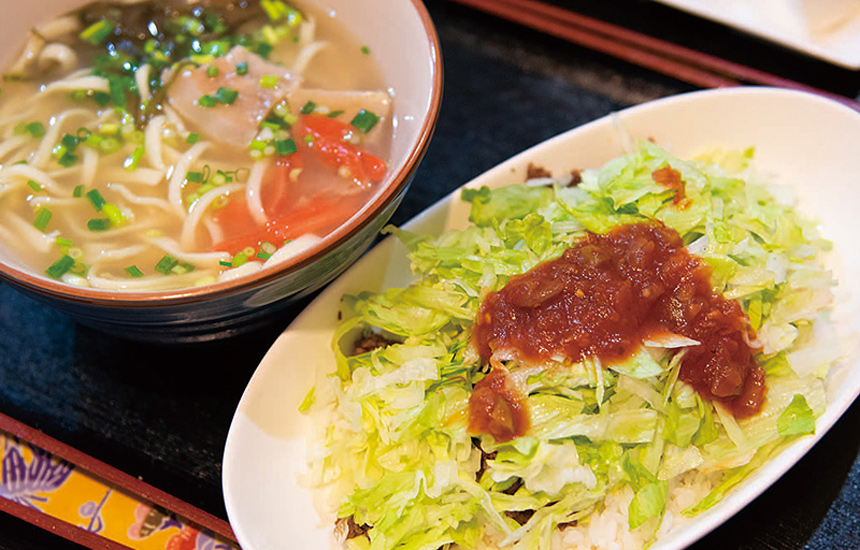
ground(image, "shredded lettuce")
xmin=304 ymin=142 xmax=838 ymax=550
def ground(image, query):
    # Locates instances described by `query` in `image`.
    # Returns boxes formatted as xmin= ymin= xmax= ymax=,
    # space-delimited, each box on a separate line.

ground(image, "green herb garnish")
xmin=260 ymin=75 xmax=279 ymax=89
xmin=33 ymin=208 xmax=52 ymax=232
xmin=87 ymin=218 xmax=111 ymax=231
xmin=154 ymin=254 xmax=180 ymax=275
xmin=350 ymin=109 xmax=380 ymax=133
xmin=213 ymin=86 xmax=239 ymax=104
xmin=80 ymin=19 xmax=115 ymax=45
xmin=276 ymin=138 xmax=297 ymax=156
xmin=86 ymin=189 xmax=106 ymax=211
xmin=300 ymin=101 xmax=316 ymax=115
xmin=46 ymin=255 xmax=75 ymax=279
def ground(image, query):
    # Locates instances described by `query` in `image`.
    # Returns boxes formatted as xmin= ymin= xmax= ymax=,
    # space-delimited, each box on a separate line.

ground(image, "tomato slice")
xmin=212 ymin=195 xmax=355 ymax=256
xmin=262 ymin=153 xmax=303 ymax=218
xmin=209 ymin=115 xmax=386 ymax=257
xmin=298 ymin=114 xmax=387 ymax=185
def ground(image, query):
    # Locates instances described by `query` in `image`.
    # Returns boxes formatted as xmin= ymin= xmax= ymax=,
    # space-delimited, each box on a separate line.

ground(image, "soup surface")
xmin=0 ymin=0 xmax=392 ymax=290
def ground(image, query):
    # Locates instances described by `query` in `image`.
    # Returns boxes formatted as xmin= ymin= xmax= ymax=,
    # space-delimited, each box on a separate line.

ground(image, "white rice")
xmin=553 ymin=470 xmax=719 ymax=550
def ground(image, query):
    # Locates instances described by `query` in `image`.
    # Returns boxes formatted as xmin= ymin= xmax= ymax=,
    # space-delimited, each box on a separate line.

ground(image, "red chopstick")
xmin=450 ymin=0 xmax=860 ymax=111
xmin=0 ymin=496 xmax=134 ymax=550
xmin=0 ymin=411 xmax=238 ymax=549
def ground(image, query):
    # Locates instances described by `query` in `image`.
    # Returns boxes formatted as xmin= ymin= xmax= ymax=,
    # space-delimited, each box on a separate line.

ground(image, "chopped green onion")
xmin=57 ymin=152 xmax=78 ymax=167
xmin=198 ymin=94 xmax=217 ymax=108
xmin=199 ymin=87 xmax=239 ymax=107
xmin=14 ymin=121 xmax=46 ymax=138
xmin=187 ymin=171 xmax=205 ymax=183
xmin=231 ymin=251 xmax=249 ymax=267
xmin=203 ymin=39 xmax=230 ymax=57
xmin=300 ymin=101 xmax=316 ymax=115
xmin=92 ymin=91 xmax=112 ymax=106
xmin=27 ymin=180 xmax=41 ymax=192
xmin=327 ymin=110 xmax=344 ymax=118
xmin=87 ymin=218 xmax=111 ymax=231
xmin=73 ymin=185 xmax=85 ymax=198
xmin=256 ymin=251 xmax=272 ymax=260
xmin=80 ymin=19 xmax=115 ymax=45
xmin=178 ymin=15 xmax=205 ymax=36
xmin=97 ymin=136 xmax=122 ymax=154
xmin=260 ymin=120 xmax=282 ymax=132
xmin=58 ymin=133 xmax=77 ymax=151
xmin=261 ymin=241 xmax=277 ymax=254
xmin=33 ymin=208 xmax=52 ymax=232
xmin=124 ymin=145 xmax=145 ymax=170
xmin=236 ymin=61 xmax=249 ymax=75
xmin=361 ymin=45 xmax=371 ymax=55
xmin=53 ymin=133 xmax=81 ymax=166
xmin=213 ymin=86 xmax=239 ymax=104
xmin=256 ymin=42 xmax=273 ymax=58
xmin=86 ymin=189 xmax=106 ymax=211
xmin=68 ymin=261 xmax=88 ymax=276
xmin=171 ymin=262 xmax=195 ymax=275
xmin=261 ymin=0 xmax=290 ymax=21
xmin=260 ymin=25 xmax=280 ymax=45
xmin=107 ymin=75 xmax=136 ymax=109
xmin=219 ymin=260 xmax=233 ymax=267
xmin=186 ymin=133 xmax=201 ymax=144
xmin=350 ymin=109 xmax=380 ymax=133
xmin=55 ymin=237 xmax=73 ymax=247
xmin=212 ymin=171 xmax=227 ymax=185
xmin=125 ymin=265 xmax=144 ymax=278
xmin=260 ymin=75 xmax=279 ymax=89
xmin=102 ymin=203 xmax=126 ymax=226
xmin=46 ymin=255 xmax=75 ymax=279
xmin=154 ymin=254 xmax=179 ymax=275
xmin=99 ymin=123 xmax=120 ymax=135
xmin=276 ymin=138 xmax=297 ymax=155
xmin=206 ymin=65 xmax=220 ymax=78
xmin=201 ymin=184 xmax=218 ymax=196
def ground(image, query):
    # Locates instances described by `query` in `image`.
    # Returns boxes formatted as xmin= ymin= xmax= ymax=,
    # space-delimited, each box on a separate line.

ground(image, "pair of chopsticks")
xmin=449 ymin=0 xmax=860 ymax=112
xmin=0 ymin=411 xmax=239 ymax=550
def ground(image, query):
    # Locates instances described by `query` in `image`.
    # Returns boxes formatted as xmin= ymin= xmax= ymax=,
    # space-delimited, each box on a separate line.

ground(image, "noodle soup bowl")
xmin=0 ymin=0 xmax=442 ymax=343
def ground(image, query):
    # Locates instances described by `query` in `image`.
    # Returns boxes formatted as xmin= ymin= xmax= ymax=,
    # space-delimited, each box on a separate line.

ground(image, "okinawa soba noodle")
xmin=0 ymin=0 xmax=392 ymax=291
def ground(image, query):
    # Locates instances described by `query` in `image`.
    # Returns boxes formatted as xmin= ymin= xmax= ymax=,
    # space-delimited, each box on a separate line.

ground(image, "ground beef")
xmin=353 ymin=332 xmax=397 ymax=355
xmin=526 ymin=163 xmax=582 ymax=187
xmin=527 ymin=163 xmax=553 ymax=179
xmin=336 ymin=516 xmax=371 ymax=540
xmin=505 ymin=509 xmax=535 ymax=525
xmin=475 ymin=442 xmax=496 ymax=482
xmin=558 ymin=519 xmax=579 ymax=530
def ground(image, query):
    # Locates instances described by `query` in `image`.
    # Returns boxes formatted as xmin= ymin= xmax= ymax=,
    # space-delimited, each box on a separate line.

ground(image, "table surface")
xmin=1 ymin=0 xmax=859 ymax=548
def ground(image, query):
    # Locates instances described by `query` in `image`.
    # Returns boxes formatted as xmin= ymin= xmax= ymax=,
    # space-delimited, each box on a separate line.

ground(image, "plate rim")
xmin=652 ymin=0 xmax=860 ymax=70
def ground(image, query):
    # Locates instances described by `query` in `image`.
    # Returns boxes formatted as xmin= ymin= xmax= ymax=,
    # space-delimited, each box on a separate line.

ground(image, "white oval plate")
xmin=223 ymin=87 xmax=860 ymax=550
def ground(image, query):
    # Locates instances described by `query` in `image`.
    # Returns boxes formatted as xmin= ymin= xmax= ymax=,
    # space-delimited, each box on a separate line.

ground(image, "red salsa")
xmin=469 ymin=222 xmax=765 ymax=442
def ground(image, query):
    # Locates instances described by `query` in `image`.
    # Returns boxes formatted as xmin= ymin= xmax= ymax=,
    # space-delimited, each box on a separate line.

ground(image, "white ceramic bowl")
xmin=222 ymin=87 xmax=860 ymax=550
xmin=0 ymin=0 xmax=442 ymax=343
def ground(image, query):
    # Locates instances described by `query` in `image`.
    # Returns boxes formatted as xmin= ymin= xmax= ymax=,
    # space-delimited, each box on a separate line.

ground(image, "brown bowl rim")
xmin=0 ymin=0 xmax=443 ymax=308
